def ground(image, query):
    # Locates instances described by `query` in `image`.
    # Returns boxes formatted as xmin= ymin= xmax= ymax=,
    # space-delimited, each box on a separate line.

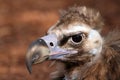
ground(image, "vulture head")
xmin=26 ymin=6 xmax=120 ymax=80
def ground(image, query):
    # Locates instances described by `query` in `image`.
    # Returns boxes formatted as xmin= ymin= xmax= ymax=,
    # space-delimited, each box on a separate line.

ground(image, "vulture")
xmin=26 ymin=6 xmax=120 ymax=80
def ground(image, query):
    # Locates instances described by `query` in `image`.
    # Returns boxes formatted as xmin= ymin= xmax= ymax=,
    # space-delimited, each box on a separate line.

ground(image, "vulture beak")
xmin=26 ymin=39 xmax=49 ymax=73
xmin=26 ymin=34 xmax=77 ymax=73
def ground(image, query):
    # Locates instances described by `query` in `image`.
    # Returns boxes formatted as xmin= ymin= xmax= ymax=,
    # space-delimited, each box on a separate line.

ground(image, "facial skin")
xmin=26 ymin=22 xmax=103 ymax=73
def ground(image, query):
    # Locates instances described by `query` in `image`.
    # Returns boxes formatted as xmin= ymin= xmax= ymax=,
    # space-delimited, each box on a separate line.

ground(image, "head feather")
xmin=59 ymin=6 xmax=104 ymax=32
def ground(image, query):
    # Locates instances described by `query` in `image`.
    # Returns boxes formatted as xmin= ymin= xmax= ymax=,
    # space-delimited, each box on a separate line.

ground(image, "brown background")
xmin=0 ymin=0 xmax=119 ymax=80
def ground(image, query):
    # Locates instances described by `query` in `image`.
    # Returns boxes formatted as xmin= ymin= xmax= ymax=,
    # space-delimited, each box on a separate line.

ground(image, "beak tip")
xmin=26 ymin=60 xmax=32 ymax=74
xmin=25 ymin=38 xmax=50 ymax=74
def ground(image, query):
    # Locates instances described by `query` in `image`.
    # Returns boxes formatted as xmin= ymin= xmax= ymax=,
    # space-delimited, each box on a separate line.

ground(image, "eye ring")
xmin=71 ymin=33 xmax=85 ymax=44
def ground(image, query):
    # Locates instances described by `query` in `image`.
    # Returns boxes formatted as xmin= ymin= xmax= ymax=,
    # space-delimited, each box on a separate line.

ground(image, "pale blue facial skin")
xmin=88 ymin=30 xmax=103 ymax=55
xmin=26 ymin=23 xmax=103 ymax=73
xmin=41 ymin=34 xmax=78 ymax=60
xmin=48 ymin=23 xmax=103 ymax=56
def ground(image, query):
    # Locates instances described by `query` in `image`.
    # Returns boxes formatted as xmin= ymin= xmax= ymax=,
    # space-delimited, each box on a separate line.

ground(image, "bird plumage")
xmin=26 ymin=6 xmax=120 ymax=80
xmin=48 ymin=6 xmax=120 ymax=80
xmin=51 ymin=30 xmax=120 ymax=80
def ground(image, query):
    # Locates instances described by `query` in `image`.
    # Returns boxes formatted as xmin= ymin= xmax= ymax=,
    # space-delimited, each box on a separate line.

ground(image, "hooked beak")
xmin=26 ymin=34 xmax=77 ymax=73
xmin=26 ymin=39 xmax=50 ymax=73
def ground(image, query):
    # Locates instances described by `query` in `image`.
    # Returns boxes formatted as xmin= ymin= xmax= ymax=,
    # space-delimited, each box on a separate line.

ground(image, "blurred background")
xmin=0 ymin=0 xmax=119 ymax=80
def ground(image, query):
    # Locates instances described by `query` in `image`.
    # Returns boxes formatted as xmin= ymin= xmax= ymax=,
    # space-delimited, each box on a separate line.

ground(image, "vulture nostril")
xmin=50 ymin=42 xmax=54 ymax=46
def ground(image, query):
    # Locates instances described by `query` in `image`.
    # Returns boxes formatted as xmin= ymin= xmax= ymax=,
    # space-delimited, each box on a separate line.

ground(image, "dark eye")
xmin=71 ymin=34 xmax=83 ymax=43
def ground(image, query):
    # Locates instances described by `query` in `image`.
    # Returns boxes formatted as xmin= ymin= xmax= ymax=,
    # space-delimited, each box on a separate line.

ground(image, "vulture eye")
xmin=71 ymin=33 xmax=84 ymax=44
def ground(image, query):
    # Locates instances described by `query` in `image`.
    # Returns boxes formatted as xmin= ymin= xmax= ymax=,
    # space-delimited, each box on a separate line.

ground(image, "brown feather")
xmin=50 ymin=7 xmax=120 ymax=80
xmin=58 ymin=6 xmax=104 ymax=32
xmin=51 ymin=29 xmax=120 ymax=80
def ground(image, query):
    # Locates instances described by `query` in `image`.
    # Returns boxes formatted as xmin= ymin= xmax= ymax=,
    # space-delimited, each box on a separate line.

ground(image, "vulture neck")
xmin=52 ymin=45 xmax=120 ymax=80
